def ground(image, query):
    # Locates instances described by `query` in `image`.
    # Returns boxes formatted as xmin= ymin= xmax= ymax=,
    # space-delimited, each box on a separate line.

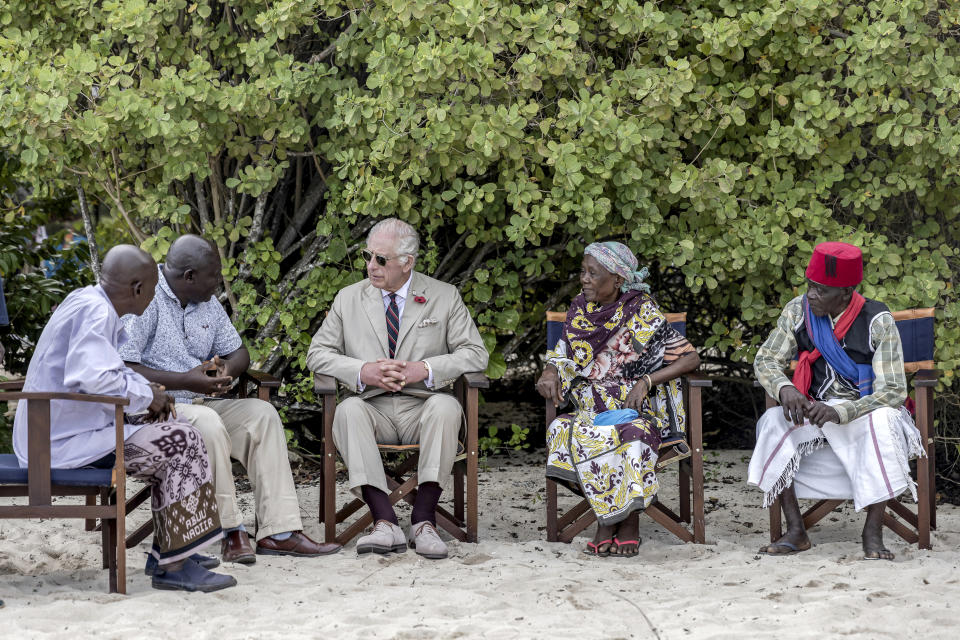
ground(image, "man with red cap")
xmin=748 ymin=241 xmax=923 ymax=560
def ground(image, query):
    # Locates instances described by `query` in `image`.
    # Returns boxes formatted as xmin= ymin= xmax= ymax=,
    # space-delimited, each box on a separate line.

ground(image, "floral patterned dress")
xmin=545 ymin=290 xmax=695 ymax=525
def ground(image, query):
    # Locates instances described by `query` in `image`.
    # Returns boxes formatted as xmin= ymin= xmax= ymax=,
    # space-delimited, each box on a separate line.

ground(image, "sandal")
xmin=584 ymin=539 xmax=613 ymax=557
xmin=758 ymin=540 xmax=811 ymax=556
xmin=611 ymin=537 xmax=640 ymax=558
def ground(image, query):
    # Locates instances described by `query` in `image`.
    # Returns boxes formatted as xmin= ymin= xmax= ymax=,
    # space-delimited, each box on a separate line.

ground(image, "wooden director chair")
xmin=0 ymin=381 xmax=131 ymax=593
xmin=315 ymin=371 xmax=488 ymax=545
xmin=87 ymin=370 xmax=281 ymax=548
xmin=765 ymin=307 xmax=937 ymax=549
xmin=544 ymin=311 xmax=712 ymax=544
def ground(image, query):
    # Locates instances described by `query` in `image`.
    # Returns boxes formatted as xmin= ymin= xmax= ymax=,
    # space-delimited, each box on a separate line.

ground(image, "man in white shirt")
xmin=307 ymin=218 xmax=488 ymax=559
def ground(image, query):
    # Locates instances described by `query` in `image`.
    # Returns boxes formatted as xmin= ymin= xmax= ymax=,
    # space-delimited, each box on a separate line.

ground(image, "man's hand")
xmin=779 ymin=385 xmax=809 ymax=426
xmin=360 ymin=359 xmax=408 ymax=392
xmin=535 ymin=365 xmax=563 ymax=408
xmin=396 ymin=360 xmax=429 ymax=386
xmin=146 ymin=383 xmax=177 ymax=422
xmin=184 ymin=361 xmax=232 ymax=395
xmin=624 ymin=378 xmax=650 ymax=412
xmin=806 ymin=402 xmax=840 ymax=428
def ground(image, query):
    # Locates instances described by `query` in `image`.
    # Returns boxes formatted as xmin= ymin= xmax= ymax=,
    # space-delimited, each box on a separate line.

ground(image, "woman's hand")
xmin=624 ymin=378 xmax=650 ymax=411
xmin=536 ymin=365 xmax=563 ymax=407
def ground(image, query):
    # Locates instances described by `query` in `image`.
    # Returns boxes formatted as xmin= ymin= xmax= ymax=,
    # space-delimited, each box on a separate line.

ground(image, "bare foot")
xmin=862 ymin=526 xmax=894 ymax=560
xmin=862 ymin=502 xmax=894 ymax=560
xmin=585 ymin=524 xmax=616 ymax=557
xmin=611 ymin=513 xmax=641 ymax=556
xmin=758 ymin=530 xmax=811 ymax=555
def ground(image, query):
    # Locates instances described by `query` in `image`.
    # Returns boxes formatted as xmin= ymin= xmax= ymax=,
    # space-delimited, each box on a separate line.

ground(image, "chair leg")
xmin=85 ymin=494 xmax=97 ymax=531
xmin=106 ymin=517 xmax=118 ymax=593
xmin=916 ymin=384 xmax=933 ymax=549
xmin=769 ymin=498 xmax=783 ymax=543
xmin=688 ymin=384 xmax=706 ymax=544
xmin=116 ymin=484 xmax=127 ymax=595
xmin=321 ymin=392 xmax=338 ymax=543
xmin=679 ymin=459 xmax=691 ymax=523
xmin=454 ymin=461 xmax=465 ymax=522
xmin=100 ymin=488 xmax=110 ymax=569
xmin=465 ymin=387 xmax=479 ymax=543
xmin=546 ymin=478 xmax=559 ymax=542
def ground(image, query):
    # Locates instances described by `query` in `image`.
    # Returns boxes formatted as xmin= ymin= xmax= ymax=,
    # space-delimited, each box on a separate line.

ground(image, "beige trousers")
xmin=333 ymin=393 xmax=462 ymax=497
xmin=175 ymin=398 xmax=302 ymax=541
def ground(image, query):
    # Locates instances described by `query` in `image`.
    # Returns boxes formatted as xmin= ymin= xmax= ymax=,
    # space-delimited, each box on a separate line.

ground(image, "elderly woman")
xmin=536 ymin=242 xmax=700 ymax=557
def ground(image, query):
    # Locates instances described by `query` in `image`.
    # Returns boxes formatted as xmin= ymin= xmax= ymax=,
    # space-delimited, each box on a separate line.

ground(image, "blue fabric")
xmin=593 ymin=409 xmax=639 ymax=426
xmin=896 ymin=317 xmax=935 ymax=364
xmin=0 ymin=453 xmax=114 ymax=487
xmin=0 ymin=275 xmax=8 ymax=325
xmin=803 ymin=296 xmax=874 ymax=397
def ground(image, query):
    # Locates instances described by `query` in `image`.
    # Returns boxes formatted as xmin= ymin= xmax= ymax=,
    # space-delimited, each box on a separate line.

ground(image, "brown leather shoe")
xmin=221 ymin=529 xmax=257 ymax=565
xmin=256 ymin=531 xmax=342 ymax=557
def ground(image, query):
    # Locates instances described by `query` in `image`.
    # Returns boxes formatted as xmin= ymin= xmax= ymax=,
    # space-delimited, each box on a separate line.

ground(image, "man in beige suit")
xmin=307 ymin=218 xmax=488 ymax=559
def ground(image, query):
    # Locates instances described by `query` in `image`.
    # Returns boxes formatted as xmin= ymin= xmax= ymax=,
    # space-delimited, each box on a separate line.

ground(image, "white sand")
xmin=1 ymin=450 xmax=958 ymax=640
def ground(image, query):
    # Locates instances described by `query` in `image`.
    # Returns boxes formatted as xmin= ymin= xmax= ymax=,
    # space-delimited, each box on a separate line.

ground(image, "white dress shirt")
xmin=357 ymin=274 xmax=433 ymax=390
xmin=13 ymin=285 xmax=155 ymax=468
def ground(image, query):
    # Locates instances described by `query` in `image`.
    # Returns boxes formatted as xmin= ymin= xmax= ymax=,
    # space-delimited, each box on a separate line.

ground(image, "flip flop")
xmin=758 ymin=541 xmax=811 ymax=556
xmin=611 ymin=537 xmax=640 ymax=558
xmin=863 ymin=549 xmax=894 ymax=561
xmin=584 ymin=539 xmax=613 ymax=557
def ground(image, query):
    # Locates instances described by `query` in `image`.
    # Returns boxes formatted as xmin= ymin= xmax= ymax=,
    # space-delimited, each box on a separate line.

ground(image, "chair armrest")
xmin=0 ymin=379 xmax=25 ymax=391
xmin=0 ymin=391 xmax=130 ymax=405
xmin=240 ymin=369 xmax=281 ymax=389
xmin=459 ymin=372 xmax=489 ymax=389
xmin=685 ymin=373 xmax=712 ymax=388
xmin=913 ymin=370 xmax=939 ymax=388
xmin=314 ymin=374 xmax=338 ymax=395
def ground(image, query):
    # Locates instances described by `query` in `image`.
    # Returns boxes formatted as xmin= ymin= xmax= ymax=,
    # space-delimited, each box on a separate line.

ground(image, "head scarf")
xmin=584 ymin=241 xmax=650 ymax=293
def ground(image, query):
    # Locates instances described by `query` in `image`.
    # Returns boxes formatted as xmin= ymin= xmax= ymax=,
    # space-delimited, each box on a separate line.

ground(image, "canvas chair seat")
xmin=543 ymin=311 xmax=711 ymax=544
xmin=0 ymin=454 xmax=113 ymax=486
xmin=763 ymin=307 xmax=937 ymax=549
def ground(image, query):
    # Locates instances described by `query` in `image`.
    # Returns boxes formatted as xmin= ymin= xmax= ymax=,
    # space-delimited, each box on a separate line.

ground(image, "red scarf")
xmin=791 ymin=292 xmax=865 ymax=399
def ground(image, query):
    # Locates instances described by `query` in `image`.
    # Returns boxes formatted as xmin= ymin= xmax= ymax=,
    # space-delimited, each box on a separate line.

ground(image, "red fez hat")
xmin=805 ymin=241 xmax=863 ymax=287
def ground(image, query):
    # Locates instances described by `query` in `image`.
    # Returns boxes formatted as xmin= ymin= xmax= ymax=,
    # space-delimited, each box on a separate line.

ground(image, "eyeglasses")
xmin=361 ymin=249 xmax=404 ymax=267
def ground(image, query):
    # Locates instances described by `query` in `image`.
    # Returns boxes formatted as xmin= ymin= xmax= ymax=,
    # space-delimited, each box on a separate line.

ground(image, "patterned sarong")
xmin=123 ymin=421 xmax=223 ymax=565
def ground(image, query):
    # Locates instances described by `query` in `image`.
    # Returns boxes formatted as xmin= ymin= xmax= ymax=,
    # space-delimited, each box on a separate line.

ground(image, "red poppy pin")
xmin=414 ymin=295 xmax=427 ymax=304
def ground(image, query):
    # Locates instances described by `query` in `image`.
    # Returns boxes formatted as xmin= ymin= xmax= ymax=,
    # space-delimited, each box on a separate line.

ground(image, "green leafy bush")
xmin=0 ymin=1 xmax=956 ymax=408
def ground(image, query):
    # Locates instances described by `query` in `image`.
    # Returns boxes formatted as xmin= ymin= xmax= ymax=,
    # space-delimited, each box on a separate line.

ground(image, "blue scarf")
xmin=803 ymin=296 xmax=875 ymax=397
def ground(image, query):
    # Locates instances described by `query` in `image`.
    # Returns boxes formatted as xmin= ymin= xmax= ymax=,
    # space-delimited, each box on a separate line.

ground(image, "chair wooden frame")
xmin=543 ymin=311 xmax=712 ymax=544
xmin=764 ymin=308 xmax=938 ymax=550
xmin=91 ymin=369 xmax=282 ymax=549
xmin=315 ymin=372 xmax=488 ymax=545
xmin=0 ymin=381 xmax=131 ymax=593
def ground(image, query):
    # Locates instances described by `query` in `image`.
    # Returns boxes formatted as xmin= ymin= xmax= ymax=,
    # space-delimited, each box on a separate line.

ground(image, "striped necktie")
xmin=386 ymin=292 xmax=399 ymax=358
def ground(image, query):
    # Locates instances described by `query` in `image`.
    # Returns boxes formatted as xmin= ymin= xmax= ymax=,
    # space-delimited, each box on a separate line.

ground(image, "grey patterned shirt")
xmin=119 ymin=265 xmax=243 ymax=401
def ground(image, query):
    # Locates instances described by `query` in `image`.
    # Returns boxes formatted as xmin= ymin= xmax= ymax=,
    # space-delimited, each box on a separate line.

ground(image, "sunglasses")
xmin=361 ymin=249 xmax=404 ymax=267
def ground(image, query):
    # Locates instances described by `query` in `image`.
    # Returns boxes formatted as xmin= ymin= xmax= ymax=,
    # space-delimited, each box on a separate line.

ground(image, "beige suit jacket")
xmin=306 ymin=271 xmax=488 ymax=400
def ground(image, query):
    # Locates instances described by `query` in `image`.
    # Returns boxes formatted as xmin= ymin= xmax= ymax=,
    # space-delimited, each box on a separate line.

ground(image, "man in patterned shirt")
xmin=747 ymin=242 xmax=922 ymax=560
xmin=120 ymin=235 xmax=341 ymax=568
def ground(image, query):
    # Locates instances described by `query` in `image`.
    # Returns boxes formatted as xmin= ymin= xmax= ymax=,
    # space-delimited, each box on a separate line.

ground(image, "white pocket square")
xmin=418 ymin=318 xmax=439 ymax=328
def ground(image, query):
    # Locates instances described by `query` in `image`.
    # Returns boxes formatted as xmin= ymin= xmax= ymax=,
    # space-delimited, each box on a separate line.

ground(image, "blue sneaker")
xmin=144 ymin=552 xmax=220 ymax=576
xmin=151 ymin=558 xmax=237 ymax=593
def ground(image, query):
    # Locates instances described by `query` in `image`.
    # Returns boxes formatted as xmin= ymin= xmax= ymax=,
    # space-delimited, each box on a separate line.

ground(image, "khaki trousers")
xmin=175 ymin=398 xmax=302 ymax=541
xmin=333 ymin=393 xmax=462 ymax=497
